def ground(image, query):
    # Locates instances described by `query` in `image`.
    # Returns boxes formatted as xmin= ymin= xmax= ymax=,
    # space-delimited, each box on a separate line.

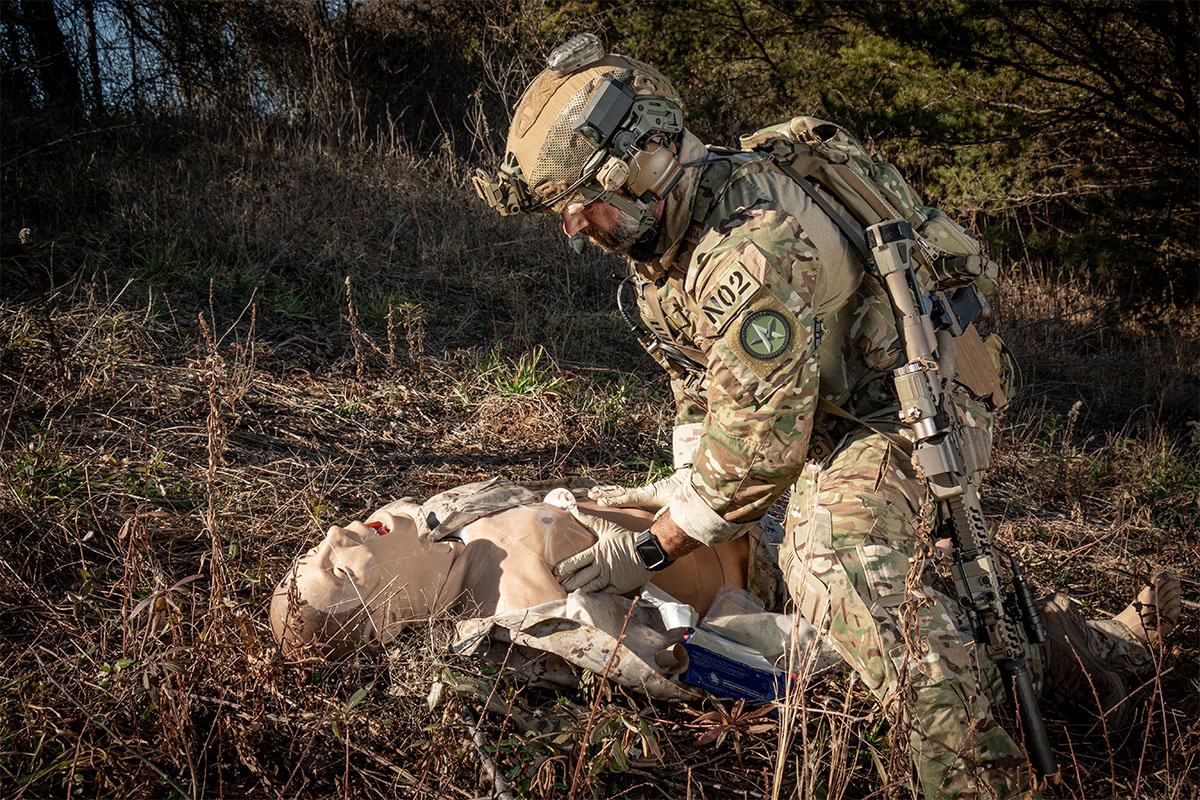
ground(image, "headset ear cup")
xmin=626 ymin=140 xmax=683 ymax=200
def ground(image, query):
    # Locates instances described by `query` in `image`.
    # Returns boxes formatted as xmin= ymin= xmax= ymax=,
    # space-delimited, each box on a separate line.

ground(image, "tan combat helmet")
xmin=473 ymin=34 xmax=686 ymax=238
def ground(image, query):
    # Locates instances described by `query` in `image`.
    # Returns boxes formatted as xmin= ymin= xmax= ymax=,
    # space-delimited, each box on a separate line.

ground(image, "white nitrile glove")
xmin=588 ymin=467 xmax=690 ymax=511
xmin=589 ymin=423 xmax=702 ymax=511
xmin=554 ymin=509 xmax=653 ymax=594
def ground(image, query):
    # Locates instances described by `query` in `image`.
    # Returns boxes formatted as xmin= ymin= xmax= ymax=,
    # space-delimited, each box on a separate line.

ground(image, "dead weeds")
xmin=1 ymin=143 xmax=1197 ymax=797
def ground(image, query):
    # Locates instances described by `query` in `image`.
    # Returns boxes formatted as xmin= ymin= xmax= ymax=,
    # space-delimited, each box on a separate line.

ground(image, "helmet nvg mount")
xmin=473 ymin=34 xmax=685 ymax=241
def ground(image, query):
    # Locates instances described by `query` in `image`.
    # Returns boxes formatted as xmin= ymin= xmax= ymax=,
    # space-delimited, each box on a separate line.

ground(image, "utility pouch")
xmin=954 ymin=325 xmax=1010 ymax=410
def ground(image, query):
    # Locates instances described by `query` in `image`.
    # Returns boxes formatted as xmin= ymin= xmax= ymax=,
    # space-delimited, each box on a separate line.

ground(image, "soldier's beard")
xmin=627 ymin=219 xmax=662 ymax=263
xmin=589 ymin=207 xmax=647 ymax=255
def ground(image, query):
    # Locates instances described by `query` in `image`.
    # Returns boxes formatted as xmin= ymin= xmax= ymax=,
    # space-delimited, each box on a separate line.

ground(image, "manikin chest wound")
xmin=473 ymin=34 xmax=686 ymax=233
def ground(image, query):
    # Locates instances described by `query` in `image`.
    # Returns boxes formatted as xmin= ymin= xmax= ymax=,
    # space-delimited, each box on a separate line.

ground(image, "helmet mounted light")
xmin=573 ymin=78 xmax=636 ymax=149
xmin=546 ymin=33 xmax=606 ymax=76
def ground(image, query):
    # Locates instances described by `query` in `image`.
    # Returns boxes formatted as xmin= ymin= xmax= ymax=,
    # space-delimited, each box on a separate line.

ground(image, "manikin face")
xmin=269 ymin=508 xmax=458 ymax=657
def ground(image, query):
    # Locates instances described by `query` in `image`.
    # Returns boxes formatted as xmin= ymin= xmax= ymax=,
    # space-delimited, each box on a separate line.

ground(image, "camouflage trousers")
xmin=779 ymin=426 xmax=1038 ymax=800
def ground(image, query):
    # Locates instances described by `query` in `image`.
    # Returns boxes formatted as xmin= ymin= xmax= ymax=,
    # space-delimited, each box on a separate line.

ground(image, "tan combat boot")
xmin=1037 ymin=593 xmax=1132 ymax=732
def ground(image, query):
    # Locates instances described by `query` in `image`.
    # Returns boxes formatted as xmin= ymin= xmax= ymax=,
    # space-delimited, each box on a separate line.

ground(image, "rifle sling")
xmin=775 ymin=158 xmax=937 ymax=275
xmin=816 ymin=397 xmax=910 ymax=453
xmin=774 ymin=160 xmax=872 ymax=264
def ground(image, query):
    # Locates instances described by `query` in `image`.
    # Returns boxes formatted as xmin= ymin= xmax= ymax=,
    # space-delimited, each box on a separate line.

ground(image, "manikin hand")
xmin=554 ymin=509 xmax=652 ymax=594
xmin=588 ymin=468 xmax=691 ymax=511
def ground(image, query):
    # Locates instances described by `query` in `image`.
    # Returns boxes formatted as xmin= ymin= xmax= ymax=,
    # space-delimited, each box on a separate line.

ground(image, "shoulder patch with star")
xmin=722 ymin=288 xmax=806 ymax=381
xmin=739 ymin=309 xmax=791 ymax=359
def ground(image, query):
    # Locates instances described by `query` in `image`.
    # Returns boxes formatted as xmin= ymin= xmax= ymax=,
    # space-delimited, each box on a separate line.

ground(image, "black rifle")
xmin=866 ymin=219 xmax=1058 ymax=779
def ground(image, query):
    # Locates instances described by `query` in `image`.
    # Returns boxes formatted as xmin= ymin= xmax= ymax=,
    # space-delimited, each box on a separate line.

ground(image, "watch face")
xmin=635 ymin=532 xmax=668 ymax=570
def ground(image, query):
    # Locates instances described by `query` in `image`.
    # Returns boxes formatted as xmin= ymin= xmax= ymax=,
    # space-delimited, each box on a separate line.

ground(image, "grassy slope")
xmin=1 ymin=122 xmax=1197 ymax=799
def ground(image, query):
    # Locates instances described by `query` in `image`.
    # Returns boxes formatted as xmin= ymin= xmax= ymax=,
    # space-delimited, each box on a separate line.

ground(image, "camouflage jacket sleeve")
xmin=667 ymin=175 xmax=825 ymax=545
xmin=668 ymin=375 xmax=706 ymax=427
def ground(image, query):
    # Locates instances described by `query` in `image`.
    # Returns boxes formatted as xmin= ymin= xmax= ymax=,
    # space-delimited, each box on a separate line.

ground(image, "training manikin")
xmin=269 ymin=489 xmax=750 ymax=658
xmin=270 ymin=478 xmax=1181 ymax=721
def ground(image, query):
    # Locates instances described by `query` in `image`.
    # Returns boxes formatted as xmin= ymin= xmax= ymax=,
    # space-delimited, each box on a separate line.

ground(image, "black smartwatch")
xmin=634 ymin=530 xmax=672 ymax=571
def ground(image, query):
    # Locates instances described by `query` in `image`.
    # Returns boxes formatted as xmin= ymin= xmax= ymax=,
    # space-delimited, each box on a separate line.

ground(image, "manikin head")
xmin=269 ymin=505 xmax=457 ymax=658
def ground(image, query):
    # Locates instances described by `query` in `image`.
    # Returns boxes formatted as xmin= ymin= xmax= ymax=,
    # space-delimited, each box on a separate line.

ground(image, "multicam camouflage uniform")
xmin=476 ymin=41 xmax=1036 ymax=798
xmin=630 ymin=130 xmax=1035 ymax=799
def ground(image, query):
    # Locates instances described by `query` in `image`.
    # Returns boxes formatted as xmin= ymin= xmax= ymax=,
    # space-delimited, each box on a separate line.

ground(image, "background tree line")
xmin=2 ymin=0 xmax=1197 ymax=303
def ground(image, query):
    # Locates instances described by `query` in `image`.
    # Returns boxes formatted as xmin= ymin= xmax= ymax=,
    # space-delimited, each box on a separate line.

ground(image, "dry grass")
xmin=1 ymin=120 xmax=1197 ymax=799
